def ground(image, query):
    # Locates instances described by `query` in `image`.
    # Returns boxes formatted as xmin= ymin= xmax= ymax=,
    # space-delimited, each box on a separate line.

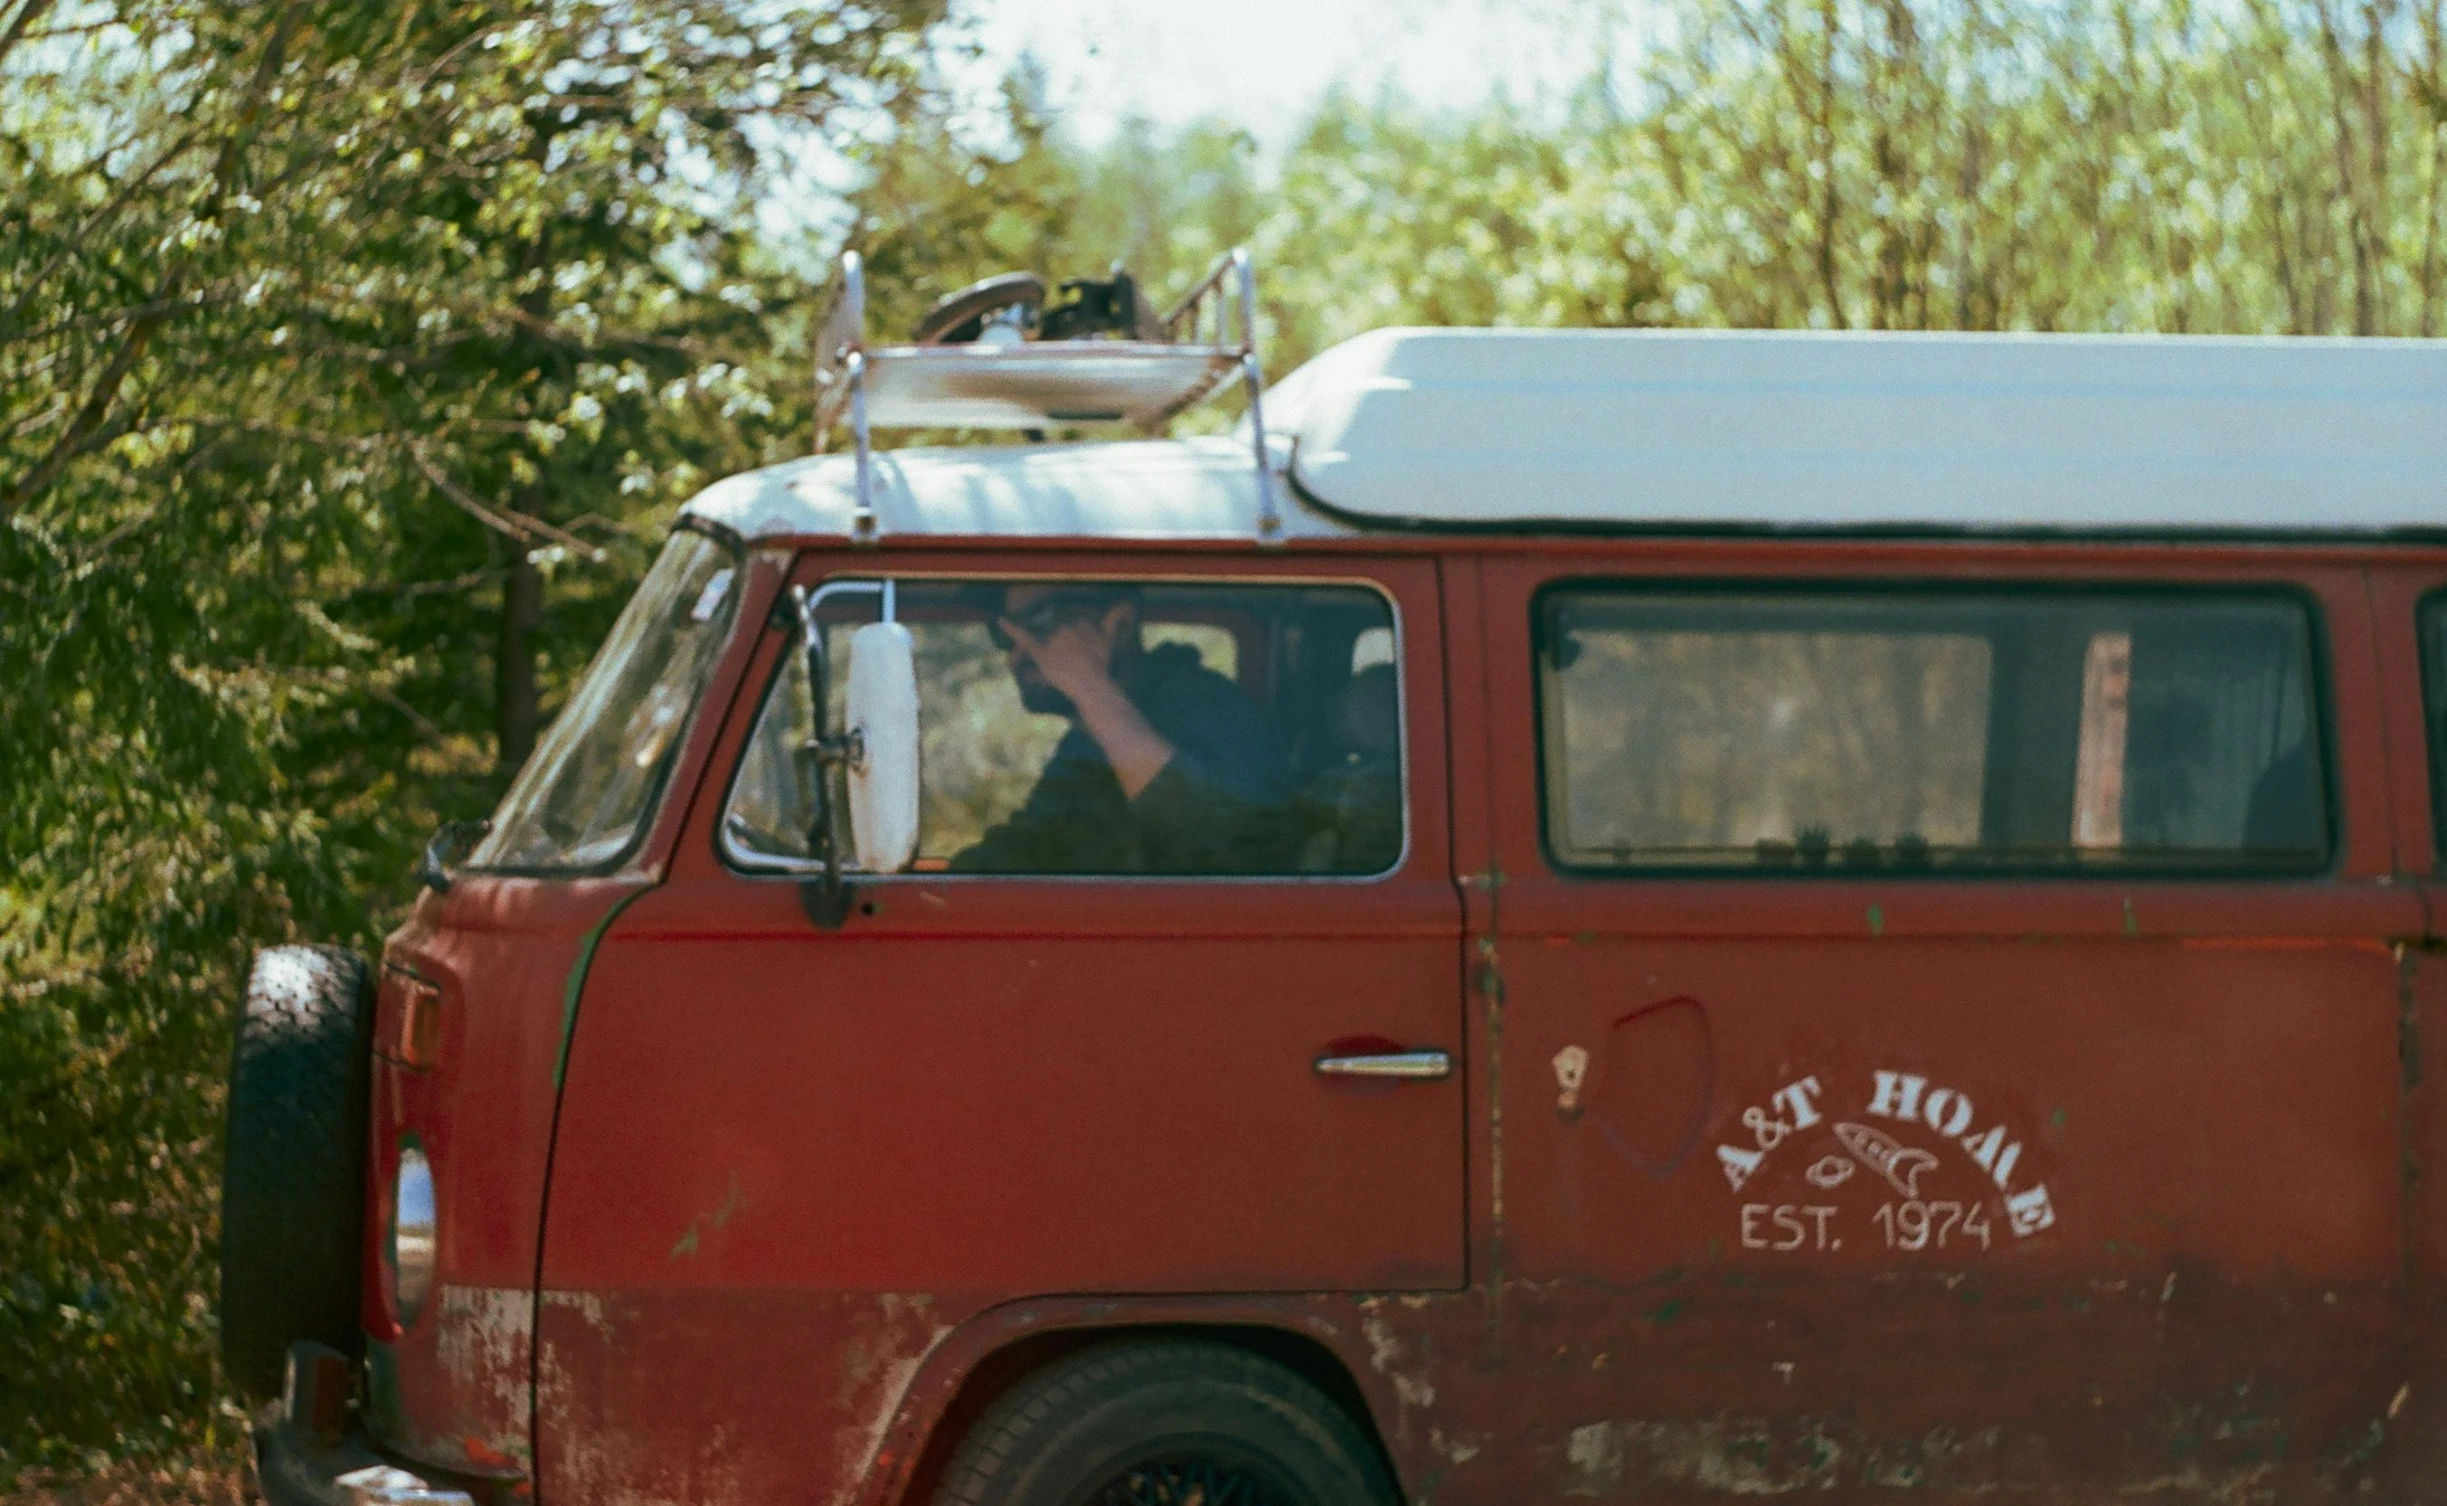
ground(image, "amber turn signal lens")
xmin=379 ymin=973 xmax=442 ymax=1069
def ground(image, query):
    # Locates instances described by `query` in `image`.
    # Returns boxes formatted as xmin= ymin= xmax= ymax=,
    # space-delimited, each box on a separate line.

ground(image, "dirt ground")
xmin=3 ymin=1456 xmax=250 ymax=1506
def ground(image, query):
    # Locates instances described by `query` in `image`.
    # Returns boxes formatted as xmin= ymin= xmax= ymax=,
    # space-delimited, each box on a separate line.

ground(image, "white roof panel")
xmin=679 ymin=436 xmax=1340 ymax=543
xmin=1269 ymin=327 xmax=2447 ymax=536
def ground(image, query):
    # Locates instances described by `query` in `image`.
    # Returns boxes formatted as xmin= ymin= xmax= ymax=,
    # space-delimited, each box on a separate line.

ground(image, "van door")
xmin=533 ymin=554 xmax=1463 ymax=1506
xmin=1479 ymin=552 xmax=2422 ymax=1501
xmin=2364 ymin=564 xmax=2447 ymax=1492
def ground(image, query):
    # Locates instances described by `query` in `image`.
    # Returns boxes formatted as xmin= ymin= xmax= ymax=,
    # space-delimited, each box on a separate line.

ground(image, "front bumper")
xmin=251 ymin=1341 xmax=518 ymax=1506
xmin=252 ymin=1410 xmax=490 ymax=1506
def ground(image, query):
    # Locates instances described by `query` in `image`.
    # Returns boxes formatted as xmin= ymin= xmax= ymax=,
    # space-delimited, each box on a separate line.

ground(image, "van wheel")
xmin=933 ymin=1338 xmax=1398 ymax=1506
xmin=219 ymin=945 xmax=376 ymax=1402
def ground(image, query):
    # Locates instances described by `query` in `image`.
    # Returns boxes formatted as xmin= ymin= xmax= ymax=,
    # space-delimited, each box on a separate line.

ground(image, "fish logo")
xmin=1832 ymin=1120 xmax=1938 ymax=1198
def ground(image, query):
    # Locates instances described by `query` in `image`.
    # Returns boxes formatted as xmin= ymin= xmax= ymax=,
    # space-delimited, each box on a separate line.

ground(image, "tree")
xmin=842 ymin=0 xmax=2445 ymax=347
xmin=0 ymin=0 xmax=940 ymax=1473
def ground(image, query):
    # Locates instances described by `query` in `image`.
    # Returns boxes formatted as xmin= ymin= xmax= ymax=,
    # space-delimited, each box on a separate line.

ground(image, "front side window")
xmin=469 ymin=530 xmax=741 ymax=871
xmin=1540 ymin=587 xmax=2327 ymax=874
xmin=725 ymin=579 xmax=1402 ymax=877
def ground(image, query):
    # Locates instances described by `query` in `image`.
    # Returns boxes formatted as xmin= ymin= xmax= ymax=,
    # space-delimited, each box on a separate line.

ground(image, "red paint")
xmin=353 ymin=533 xmax=2447 ymax=1504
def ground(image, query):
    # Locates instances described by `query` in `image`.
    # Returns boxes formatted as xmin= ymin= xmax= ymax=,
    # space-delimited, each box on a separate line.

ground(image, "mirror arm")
xmin=415 ymin=819 xmax=490 ymax=894
xmin=789 ymin=585 xmax=859 ymax=929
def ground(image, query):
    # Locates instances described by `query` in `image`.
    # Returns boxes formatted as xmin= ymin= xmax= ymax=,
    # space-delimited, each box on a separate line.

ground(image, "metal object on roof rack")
xmin=911 ymin=272 xmax=1047 ymax=344
xmin=813 ymin=247 xmax=1279 ymax=545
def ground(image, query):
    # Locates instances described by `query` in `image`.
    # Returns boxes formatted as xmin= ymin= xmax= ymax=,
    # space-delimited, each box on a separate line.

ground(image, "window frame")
xmin=461 ymin=520 xmax=747 ymax=880
xmin=714 ymin=569 xmax=1415 ymax=885
xmin=2418 ymin=588 xmax=2447 ymax=876
xmin=1529 ymin=577 xmax=2340 ymax=882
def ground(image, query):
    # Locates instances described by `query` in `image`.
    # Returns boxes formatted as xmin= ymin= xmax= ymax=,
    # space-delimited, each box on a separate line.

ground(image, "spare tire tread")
xmin=219 ymin=944 xmax=376 ymax=1403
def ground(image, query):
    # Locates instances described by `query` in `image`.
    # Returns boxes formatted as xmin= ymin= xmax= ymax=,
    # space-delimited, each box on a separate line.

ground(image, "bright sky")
xmin=952 ymin=0 xmax=1639 ymax=146
xmin=756 ymin=0 xmax=1642 ymax=247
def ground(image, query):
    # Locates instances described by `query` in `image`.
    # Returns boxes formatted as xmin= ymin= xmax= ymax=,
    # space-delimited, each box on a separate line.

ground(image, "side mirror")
xmin=843 ymin=621 xmax=918 ymax=874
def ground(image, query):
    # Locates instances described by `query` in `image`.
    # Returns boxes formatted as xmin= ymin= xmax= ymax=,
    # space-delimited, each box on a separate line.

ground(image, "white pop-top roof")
xmin=683 ymin=327 xmax=2447 ymax=542
xmin=1272 ymin=327 xmax=2447 ymax=534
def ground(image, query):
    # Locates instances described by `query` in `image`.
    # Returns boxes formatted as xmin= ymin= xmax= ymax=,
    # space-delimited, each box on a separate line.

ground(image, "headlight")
xmin=391 ymin=1147 xmax=436 ymax=1322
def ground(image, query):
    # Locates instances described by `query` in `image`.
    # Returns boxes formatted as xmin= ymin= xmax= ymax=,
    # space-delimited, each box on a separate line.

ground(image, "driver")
xmin=950 ymin=583 xmax=1294 ymax=873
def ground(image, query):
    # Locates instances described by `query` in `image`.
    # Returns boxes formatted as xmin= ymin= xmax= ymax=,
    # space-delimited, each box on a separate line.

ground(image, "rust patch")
xmin=1555 ymin=1415 xmax=1842 ymax=1497
xmin=1552 ymin=1044 xmax=1590 ymax=1120
xmin=535 ymin=1289 xmax=952 ymax=1506
xmin=1472 ymin=865 xmax=1509 ymax=1354
xmin=827 ymin=1295 xmax=953 ymax=1499
xmin=2401 ymin=943 xmax=2423 ymax=1290
xmin=428 ymin=1284 xmax=534 ymax=1469
xmin=668 ymin=1171 xmax=747 ymax=1261
xmin=1360 ymin=1308 xmax=1436 ymax=1412
xmin=1541 ymin=1410 xmax=2298 ymax=1501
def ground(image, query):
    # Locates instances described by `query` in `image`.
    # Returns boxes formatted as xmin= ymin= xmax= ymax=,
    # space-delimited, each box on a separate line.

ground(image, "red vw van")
xmin=224 ymin=252 xmax=2447 ymax=1506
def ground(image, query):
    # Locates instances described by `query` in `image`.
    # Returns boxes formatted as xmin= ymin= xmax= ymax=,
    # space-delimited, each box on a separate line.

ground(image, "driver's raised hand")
xmin=998 ymin=609 xmax=1177 ymax=798
xmin=999 ymin=613 xmax=1122 ymax=706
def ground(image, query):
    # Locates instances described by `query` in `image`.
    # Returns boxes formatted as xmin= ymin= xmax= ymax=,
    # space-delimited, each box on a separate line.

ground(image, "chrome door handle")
xmin=1313 ymin=1049 xmax=1452 ymax=1081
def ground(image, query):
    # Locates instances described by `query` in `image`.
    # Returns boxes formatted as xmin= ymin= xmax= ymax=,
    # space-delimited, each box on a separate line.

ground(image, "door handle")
xmin=1313 ymin=1049 xmax=1452 ymax=1081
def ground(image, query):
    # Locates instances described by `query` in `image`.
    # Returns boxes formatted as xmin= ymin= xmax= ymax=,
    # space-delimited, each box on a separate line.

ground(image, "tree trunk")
xmin=494 ymin=544 xmax=543 ymax=772
xmin=1816 ymin=0 xmax=1848 ymax=327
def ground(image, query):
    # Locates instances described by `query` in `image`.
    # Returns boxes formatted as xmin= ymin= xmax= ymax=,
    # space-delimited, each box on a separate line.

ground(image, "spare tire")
xmin=219 ymin=945 xmax=376 ymax=1402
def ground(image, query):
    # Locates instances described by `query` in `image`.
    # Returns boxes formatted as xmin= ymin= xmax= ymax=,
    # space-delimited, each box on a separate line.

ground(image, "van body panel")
xmin=2358 ymin=562 xmax=2447 ymax=1495
xmin=533 ymin=553 xmax=1466 ymax=1506
xmin=528 ymin=1288 xmax=1482 ymax=1506
xmin=1459 ymin=552 xmax=2427 ymax=1497
xmin=359 ymin=553 xmax=776 ymax=1478
xmin=364 ymin=876 xmax=649 ymax=1478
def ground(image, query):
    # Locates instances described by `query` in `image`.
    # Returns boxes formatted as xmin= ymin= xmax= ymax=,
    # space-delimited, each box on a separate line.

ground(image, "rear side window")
xmin=1539 ymin=587 xmax=2327 ymax=875
xmin=2422 ymin=594 xmax=2447 ymax=871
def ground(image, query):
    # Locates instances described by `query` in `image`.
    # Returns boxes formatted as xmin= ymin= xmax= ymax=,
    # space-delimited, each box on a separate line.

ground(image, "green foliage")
xmin=0 ymin=0 xmax=936 ymax=1478
xmin=854 ymin=0 xmax=2446 ymax=345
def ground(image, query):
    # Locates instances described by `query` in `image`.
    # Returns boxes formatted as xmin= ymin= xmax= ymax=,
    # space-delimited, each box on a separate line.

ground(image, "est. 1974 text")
xmin=1739 ymin=1199 xmax=1997 ymax=1254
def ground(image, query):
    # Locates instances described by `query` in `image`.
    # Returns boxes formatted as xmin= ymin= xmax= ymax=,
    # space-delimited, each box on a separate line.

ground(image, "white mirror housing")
xmin=843 ymin=621 xmax=919 ymax=874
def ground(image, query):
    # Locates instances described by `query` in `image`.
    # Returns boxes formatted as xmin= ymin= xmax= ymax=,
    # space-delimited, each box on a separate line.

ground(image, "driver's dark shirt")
xmin=950 ymin=642 xmax=1294 ymax=873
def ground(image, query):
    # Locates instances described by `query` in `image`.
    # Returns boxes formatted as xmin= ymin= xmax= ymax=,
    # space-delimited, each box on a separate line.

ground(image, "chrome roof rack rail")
xmin=813 ymin=247 xmax=1280 ymax=545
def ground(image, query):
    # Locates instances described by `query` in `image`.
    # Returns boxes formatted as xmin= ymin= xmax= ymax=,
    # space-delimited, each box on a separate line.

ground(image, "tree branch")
xmin=0 ymin=120 xmax=215 ymax=339
xmin=1 ymin=318 xmax=156 ymax=511
xmin=400 ymin=440 xmax=606 ymax=560
xmin=0 ymin=3 xmax=304 ymax=520
xmin=0 ymin=0 xmax=62 ymax=72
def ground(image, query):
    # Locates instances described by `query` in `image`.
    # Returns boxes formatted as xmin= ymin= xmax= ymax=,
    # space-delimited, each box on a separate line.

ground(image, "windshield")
xmin=468 ymin=530 xmax=741 ymax=872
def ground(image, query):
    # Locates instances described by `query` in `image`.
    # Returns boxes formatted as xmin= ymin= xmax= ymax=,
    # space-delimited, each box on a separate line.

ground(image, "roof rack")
xmin=812 ymin=247 xmax=1280 ymax=544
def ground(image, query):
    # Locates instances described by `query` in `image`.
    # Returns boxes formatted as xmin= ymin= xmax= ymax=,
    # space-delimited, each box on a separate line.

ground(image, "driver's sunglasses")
xmin=986 ymin=593 xmax=1107 ymax=651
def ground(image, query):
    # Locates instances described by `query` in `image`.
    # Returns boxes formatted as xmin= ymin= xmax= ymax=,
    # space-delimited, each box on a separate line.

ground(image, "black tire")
xmin=219 ymin=944 xmax=376 ymax=1403
xmin=934 ymin=1337 xmax=1400 ymax=1506
xmin=913 ymin=272 xmax=1047 ymax=344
